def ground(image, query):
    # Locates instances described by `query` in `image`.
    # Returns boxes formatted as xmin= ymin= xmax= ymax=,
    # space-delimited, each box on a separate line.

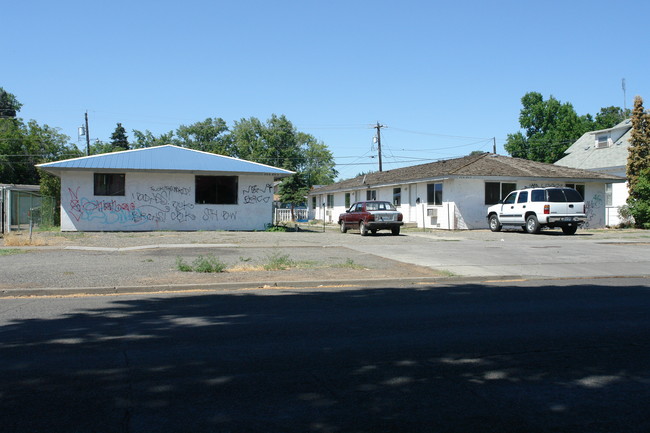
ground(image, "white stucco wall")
xmin=59 ymin=170 xmax=277 ymax=231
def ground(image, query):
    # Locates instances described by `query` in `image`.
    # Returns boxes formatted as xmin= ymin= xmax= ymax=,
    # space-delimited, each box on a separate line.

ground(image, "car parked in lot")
xmin=339 ymin=201 xmax=404 ymax=236
xmin=486 ymin=187 xmax=586 ymax=235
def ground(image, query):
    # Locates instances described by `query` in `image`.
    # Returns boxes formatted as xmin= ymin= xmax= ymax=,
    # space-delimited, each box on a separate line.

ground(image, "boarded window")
xmin=195 ymin=175 xmax=238 ymax=204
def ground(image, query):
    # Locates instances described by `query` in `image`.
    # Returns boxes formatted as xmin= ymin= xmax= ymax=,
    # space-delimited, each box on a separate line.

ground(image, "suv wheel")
xmin=525 ymin=215 xmax=541 ymax=234
xmin=339 ymin=221 xmax=347 ymax=233
xmin=488 ymin=214 xmax=501 ymax=232
xmin=359 ymin=221 xmax=369 ymax=236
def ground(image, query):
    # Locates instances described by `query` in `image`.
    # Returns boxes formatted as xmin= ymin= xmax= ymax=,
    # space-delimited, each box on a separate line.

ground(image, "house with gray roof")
xmin=309 ymin=152 xmax=624 ymax=230
xmin=555 ymin=119 xmax=632 ymax=226
xmin=37 ymin=145 xmax=293 ymax=231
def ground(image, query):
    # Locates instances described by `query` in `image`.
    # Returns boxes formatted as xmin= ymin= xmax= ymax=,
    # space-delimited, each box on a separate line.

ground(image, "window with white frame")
xmin=393 ymin=187 xmax=401 ymax=206
xmin=484 ymin=182 xmax=517 ymax=205
xmin=326 ymin=194 xmax=334 ymax=208
xmin=427 ymin=183 xmax=443 ymax=205
xmin=366 ymin=190 xmax=377 ymax=200
xmin=596 ymin=134 xmax=610 ymax=149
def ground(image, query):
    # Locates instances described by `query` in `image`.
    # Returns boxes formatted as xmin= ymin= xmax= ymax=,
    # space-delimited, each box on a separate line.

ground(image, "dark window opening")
xmin=94 ymin=173 xmax=125 ymax=196
xmin=195 ymin=175 xmax=238 ymax=204
xmin=427 ymin=183 xmax=443 ymax=205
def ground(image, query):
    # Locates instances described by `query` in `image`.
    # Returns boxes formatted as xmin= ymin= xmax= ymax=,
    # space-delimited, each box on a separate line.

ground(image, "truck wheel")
xmin=488 ymin=214 xmax=501 ymax=232
xmin=525 ymin=215 xmax=541 ymax=234
xmin=360 ymin=221 xmax=369 ymax=236
xmin=391 ymin=227 xmax=400 ymax=236
xmin=562 ymin=225 xmax=577 ymax=235
xmin=339 ymin=222 xmax=347 ymax=233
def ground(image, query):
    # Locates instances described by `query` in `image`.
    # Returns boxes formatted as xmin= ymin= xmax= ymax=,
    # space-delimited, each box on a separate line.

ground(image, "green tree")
xmin=0 ymin=118 xmax=76 ymax=185
xmin=297 ymin=134 xmax=337 ymax=186
xmin=173 ymin=118 xmax=232 ymax=154
xmin=231 ymin=114 xmax=302 ymax=171
xmin=626 ymin=169 xmax=650 ymax=228
xmin=110 ymin=123 xmax=130 ymax=150
xmin=594 ymin=106 xmax=629 ymax=130
xmin=505 ymin=92 xmax=589 ymax=163
xmin=278 ymin=172 xmax=309 ymax=220
xmin=0 ymin=87 xmax=22 ymax=118
xmin=626 ymin=96 xmax=650 ymax=212
xmin=131 ymin=129 xmax=175 ymax=148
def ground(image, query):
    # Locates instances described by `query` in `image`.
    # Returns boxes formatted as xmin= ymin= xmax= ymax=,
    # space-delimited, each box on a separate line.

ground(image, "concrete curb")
xmin=0 ymin=275 xmax=525 ymax=297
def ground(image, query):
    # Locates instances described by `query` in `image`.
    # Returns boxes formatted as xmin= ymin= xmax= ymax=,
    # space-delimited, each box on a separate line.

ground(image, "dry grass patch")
xmin=2 ymin=233 xmax=48 ymax=246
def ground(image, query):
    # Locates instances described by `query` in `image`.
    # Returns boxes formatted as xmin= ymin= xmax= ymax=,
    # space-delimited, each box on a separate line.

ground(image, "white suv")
xmin=487 ymin=187 xmax=586 ymax=235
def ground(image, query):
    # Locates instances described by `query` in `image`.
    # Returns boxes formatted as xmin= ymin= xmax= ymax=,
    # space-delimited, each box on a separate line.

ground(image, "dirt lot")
xmin=0 ymin=229 xmax=444 ymax=290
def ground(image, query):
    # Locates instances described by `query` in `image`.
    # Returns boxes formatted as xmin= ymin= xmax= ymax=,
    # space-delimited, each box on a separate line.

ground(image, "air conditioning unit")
xmin=427 ymin=208 xmax=437 ymax=217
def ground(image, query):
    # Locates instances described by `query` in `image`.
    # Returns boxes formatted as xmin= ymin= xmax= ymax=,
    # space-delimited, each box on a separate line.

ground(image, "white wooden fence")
xmin=274 ymin=208 xmax=309 ymax=223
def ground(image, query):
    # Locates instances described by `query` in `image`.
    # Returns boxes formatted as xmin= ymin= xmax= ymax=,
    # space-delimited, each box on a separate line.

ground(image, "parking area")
xmin=1 ymin=227 xmax=650 ymax=292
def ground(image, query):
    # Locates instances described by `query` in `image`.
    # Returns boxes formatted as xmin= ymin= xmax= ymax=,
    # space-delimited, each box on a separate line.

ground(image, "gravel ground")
xmin=2 ymin=226 xmax=649 ymax=291
xmin=0 ymin=228 xmax=443 ymax=290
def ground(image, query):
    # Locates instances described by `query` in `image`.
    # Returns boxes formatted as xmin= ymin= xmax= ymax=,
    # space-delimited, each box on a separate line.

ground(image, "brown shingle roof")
xmin=311 ymin=153 xmax=625 ymax=194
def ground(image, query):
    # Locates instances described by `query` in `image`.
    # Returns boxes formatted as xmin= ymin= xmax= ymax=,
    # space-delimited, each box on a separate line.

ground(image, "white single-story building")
xmin=308 ymin=152 xmax=625 ymax=230
xmin=555 ymin=119 xmax=632 ymax=226
xmin=37 ymin=145 xmax=293 ymax=231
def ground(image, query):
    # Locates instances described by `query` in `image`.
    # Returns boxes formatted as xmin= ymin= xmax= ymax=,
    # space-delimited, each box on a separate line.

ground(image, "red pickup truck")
xmin=338 ymin=201 xmax=404 ymax=236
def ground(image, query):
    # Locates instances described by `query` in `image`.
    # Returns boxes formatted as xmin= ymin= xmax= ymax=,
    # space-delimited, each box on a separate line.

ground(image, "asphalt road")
xmin=2 ymin=277 xmax=649 ymax=432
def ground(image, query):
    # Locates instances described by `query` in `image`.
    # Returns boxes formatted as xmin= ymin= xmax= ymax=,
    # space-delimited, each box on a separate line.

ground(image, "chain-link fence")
xmin=1 ymin=189 xmax=58 ymax=233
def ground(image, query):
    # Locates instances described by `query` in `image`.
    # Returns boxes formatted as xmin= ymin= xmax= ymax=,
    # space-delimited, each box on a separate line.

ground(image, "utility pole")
xmin=493 ymin=137 xmax=497 ymax=154
xmin=374 ymin=122 xmax=385 ymax=172
xmin=622 ymin=78 xmax=627 ymax=115
xmin=84 ymin=111 xmax=91 ymax=156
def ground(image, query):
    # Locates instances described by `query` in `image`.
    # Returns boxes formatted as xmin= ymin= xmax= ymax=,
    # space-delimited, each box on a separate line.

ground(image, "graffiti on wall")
xmin=583 ymin=193 xmax=603 ymax=228
xmin=66 ymin=183 xmax=272 ymax=227
xmin=242 ymin=184 xmax=273 ymax=204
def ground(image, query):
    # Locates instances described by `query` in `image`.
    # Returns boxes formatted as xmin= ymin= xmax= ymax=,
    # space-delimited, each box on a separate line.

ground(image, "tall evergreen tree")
xmin=626 ymin=96 xmax=650 ymax=200
xmin=110 ymin=123 xmax=130 ymax=150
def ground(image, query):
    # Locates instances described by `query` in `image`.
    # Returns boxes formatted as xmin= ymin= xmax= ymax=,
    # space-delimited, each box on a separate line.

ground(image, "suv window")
xmin=564 ymin=188 xmax=583 ymax=202
xmin=531 ymin=190 xmax=545 ymax=202
xmin=547 ymin=189 xmax=567 ymax=202
xmin=503 ymin=192 xmax=517 ymax=204
xmin=517 ymin=191 xmax=528 ymax=203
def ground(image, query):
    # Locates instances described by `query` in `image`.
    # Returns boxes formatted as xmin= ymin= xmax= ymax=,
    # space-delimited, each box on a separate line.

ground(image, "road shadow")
xmin=2 ymin=282 xmax=649 ymax=432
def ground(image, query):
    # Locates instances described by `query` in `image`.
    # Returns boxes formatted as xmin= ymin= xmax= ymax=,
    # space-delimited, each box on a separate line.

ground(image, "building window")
xmin=566 ymin=183 xmax=585 ymax=200
xmin=366 ymin=190 xmax=377 ymax=200
xmin=596 ymin=134 xmax=610 ymax=149
xmin=312 ymin=196 xmax=317 ymax=209
xmin=605 ymin=184 xmax=612 ymax=206
xmin=393 ymin=187 xmax=401 ymax=206
xmin=485 ymin=182 xmax=517 ymax=205
xmin=195 ymin=175 xmax=238 ymax=204
xmin=326 ymin=194 xmax=334 ymax=208
xmin=345 ymin=193 xmax=351 ymax=208
xmin=94 ymin=173 xmax=125 ymax=196
xmin=427 ymin=183 xmax=443 ymax=205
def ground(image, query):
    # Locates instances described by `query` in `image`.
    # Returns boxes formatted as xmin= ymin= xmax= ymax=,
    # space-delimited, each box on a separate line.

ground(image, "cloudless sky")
xmin=5 ymin=0 xmax=649 ymax=179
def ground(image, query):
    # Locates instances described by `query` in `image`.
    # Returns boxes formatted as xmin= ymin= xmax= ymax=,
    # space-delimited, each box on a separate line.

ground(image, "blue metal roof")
xmin=37 ymin=145 xmax=294 ymax=176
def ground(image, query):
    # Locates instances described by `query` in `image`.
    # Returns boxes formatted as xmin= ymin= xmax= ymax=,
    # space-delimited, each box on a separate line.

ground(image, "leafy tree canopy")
xmin=0 ymin=87 xmax=22 ymax=118
xmin=505 ymin=92 xmax=629 ymax=163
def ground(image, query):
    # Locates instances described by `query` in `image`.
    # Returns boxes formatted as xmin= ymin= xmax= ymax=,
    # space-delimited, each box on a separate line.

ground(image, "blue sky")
xmin=5 ymin=0 xmax=649 ymax=180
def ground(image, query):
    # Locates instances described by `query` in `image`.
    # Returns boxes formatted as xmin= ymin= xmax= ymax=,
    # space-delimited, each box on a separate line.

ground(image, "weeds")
xmin=263 ymin=251 xmax=295 ymax=270
xmin=176 ymin=255 xmax=226 ymax=273
xmin=333 ymin=258 xmax=365 ymax=270
xmin=0 ymin=249 xmax=26 ymax=256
